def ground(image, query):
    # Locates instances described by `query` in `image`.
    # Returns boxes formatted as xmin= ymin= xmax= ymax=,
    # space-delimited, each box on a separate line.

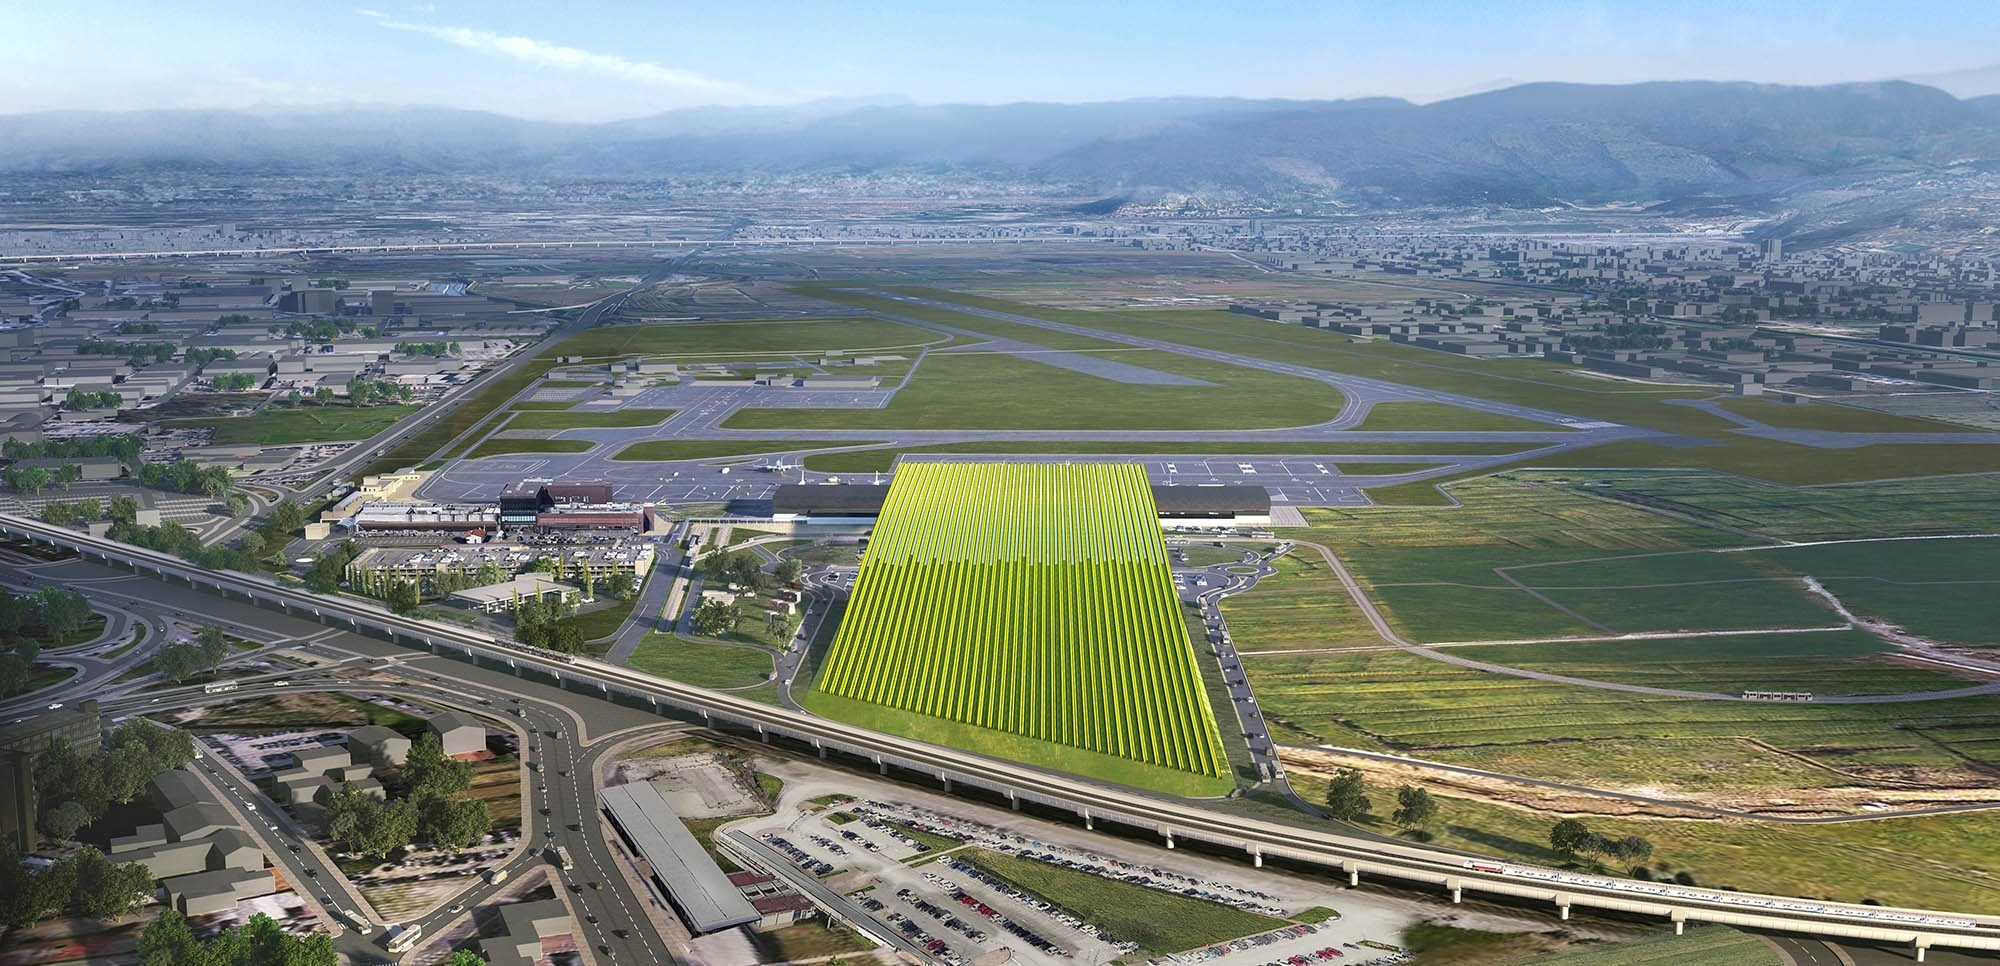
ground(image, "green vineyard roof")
xmin=815 ymin=462 xmax=1228 ymax=778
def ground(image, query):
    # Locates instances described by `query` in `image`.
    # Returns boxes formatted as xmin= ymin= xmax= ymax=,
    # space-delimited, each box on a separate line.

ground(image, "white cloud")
xmin=358 ymin=9 xmax=754 ymax=97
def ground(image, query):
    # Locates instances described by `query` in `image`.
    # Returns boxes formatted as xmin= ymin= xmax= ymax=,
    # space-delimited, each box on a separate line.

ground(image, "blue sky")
xmin=3 ymin=0 xmax=1997 ymax=120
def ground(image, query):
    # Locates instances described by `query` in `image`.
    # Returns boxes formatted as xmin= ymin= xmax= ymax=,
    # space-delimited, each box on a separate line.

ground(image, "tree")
xmin=1323 ymin=767 xmax=1371 ymax=821
xmin=1607 ymin=835 xmax=1653 ymax=863
xmin=226 ymin=492 xmax=250 ymax=517
xmin=774 ymin=557 xmax=803 ymax=583
xmin=444 ymin=951 xmax=489 ymax=966
xmin=108 ymin=495 xmax=139 ymax=526
xmin=400 ymin=732 xmax=472 ymax=798
xmin=1391 ymin=785 xmax=1437 ymax=831
xmin=386 ymin=579 xmax=421 ymax=615
xmin=604 ymin=570 xmax=637 ymax=600
xmin=418 ymin=793 xmax=492 ymax=851
xmin=69 ymin=847 xmax=151 ymax=920
xmin=546 ymin=623 xmax=585 ymax=654
xmin=1550 ymin=818 xmax=1596 ymax=857
xmin=693 ymin=598 xmax=741 ymax=636
xmin=138 ymin=908 xmax=201 ymax=964
xmin=41 ymin=799 xmax=91 ymax=840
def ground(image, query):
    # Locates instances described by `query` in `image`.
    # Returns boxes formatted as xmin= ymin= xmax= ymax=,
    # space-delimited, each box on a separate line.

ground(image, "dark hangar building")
xmin=771 ymin=482 xmax=1271 ymax=528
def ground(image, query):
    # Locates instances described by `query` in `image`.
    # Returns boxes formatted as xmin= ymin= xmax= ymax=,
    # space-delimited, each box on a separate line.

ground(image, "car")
xmin=585 ymin=914 xmax=598 ymax=924
xmin=246 ymin=804 xmax=257 ymax=811
xmin=449 ymin=904 xmax=463 ymax=913
xmin=46 ymin=703 xmax=61 ymax=711
xmin=570 ymin=883 xmax=583 ymax=894
xmin=613 ymin=929 xmax=630 ymax=939
xmin=304 ymin=868 xmax=318 ymax=878
xmin=598 ymin=945 xmax=611 ymax=955
xmin=589 ymin=881 xmax=599 ymax=890
xmin=288 ymin=844 xmax=300 ymax=853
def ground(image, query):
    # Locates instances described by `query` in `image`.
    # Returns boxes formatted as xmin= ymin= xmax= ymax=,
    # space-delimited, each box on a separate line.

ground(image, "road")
xmin=12 ymin=515 xmax=1998 ymax=958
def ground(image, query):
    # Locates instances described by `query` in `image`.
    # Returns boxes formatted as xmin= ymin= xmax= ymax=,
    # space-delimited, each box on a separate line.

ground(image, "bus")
xmin=202 ymin=681 xmax=239 ymax=695
xmin=551 ymin=846 xmax=574 ymax=871
xmin=385 ymin=924 xmax=423 ymax=953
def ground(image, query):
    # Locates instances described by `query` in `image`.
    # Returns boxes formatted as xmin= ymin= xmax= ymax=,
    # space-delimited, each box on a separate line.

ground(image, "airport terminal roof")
xmin=1149 ymin=484 xmax=1273 ymax=514
xmin=772 ymin=483 xmax=889 ymax=517
xmin=599 ymin=781 xmax=760 ymax=934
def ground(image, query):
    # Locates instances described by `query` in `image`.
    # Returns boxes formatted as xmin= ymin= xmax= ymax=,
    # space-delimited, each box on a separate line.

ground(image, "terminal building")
xmin=351 ymin=502 xmax=500 ymax=533
xmin=499 ymin=480 xmax=617 ymax=524
xmin=771 ymin=482 xmax=1272 ymax=529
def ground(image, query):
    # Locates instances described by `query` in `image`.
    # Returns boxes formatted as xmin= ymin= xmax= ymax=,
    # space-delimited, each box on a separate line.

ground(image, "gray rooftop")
xmin=599 ymin=781 xmax=759 ymax=935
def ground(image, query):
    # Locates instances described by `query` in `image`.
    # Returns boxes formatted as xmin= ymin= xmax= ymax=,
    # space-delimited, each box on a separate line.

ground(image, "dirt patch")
xmin=1280 ymin=746 xmax=2000 ymax=821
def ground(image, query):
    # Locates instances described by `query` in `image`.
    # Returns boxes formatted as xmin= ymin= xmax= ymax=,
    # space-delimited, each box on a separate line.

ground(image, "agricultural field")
xmin=806 ymin=462 xmax=1229 ymax=792
xmin=1468 ymin=630 xmax=1975 ymax=695
xmin=1247 ymin=647 xmax=2000 ymax=794
xmin=165 ymin=404 xmax=422 ymax=445
xmin=1288 ymin=476 xmax=1746 ymax=643
xmin=1538 ymin=469 xmax=2000 ymax=542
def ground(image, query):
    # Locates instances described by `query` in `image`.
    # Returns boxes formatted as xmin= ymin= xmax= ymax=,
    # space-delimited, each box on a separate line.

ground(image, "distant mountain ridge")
xmin=5 ymin=81 xmax=1998 ymax=210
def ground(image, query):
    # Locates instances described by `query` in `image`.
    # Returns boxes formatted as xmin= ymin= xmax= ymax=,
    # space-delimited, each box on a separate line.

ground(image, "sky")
xmin=3 ymin=0 xmax=1998 ymax=121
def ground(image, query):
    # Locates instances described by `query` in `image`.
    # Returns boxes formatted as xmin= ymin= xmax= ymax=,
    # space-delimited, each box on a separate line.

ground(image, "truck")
xmin=202 ymin=681 xmax=239 ymax=695
xmin=484 ymin=867 xmax=509 ymax=885
xmin=551 ymin=846 xmax=574 ymax=871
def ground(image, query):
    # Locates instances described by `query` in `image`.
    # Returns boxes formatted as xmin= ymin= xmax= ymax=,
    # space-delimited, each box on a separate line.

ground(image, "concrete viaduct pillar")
xmin=1248 ymin=845 xmax=1262 ymax=868
xmin=1916 ymin=937 xmax=1932 ymax=962
xmin=1445 ymin=878 xmax=1462 ymax=904
xmin=1669 ymin=910 xmax=1685 ymax=935
xmin=1080 ymin=809 xmax=1093 ymax=830
xmin=1341 ymin=861 xmax=1359 ymax=887
xmin=1554 ymin=895 xmax=1572 ymax=921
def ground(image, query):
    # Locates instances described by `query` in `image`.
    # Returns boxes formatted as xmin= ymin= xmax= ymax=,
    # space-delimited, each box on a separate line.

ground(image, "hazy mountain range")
xmin=6 ymin=80 xmax=1999 ymax=213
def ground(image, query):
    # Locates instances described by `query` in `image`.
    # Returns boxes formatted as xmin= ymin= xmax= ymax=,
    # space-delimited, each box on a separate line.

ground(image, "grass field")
xmin=552 ymin=316 xmax=950 ymax=359
xmin=728 ymin=350 xmax=1347 ymax=432
xmin=504 ymin=407 xmax=675 ymax=430
xmin=1217 ymin=553 xmax=1380 ymax=651
xmin=167 ymin=405 xmax=423 ymax=445
xmin=1250 ymin=647 xmax=2000 ymax=791
xmin=1286 ymin=765 xmax=2000 ymax=912
xmin=812 ymin=463 xmax=1227 ymax=781
xmin=849 ymin=288 xmax=2000 ymax=484
xmin=465 ymin=438 xmax=596 ymax=458
xmin=625 ymin=632 xmax=773 ymax=688
xmin=1287 ymin=477 xmax=1747 ymax=643
xmin=1353 ymin=401 xmax=1557 ymax=432
xmin=959 ymin=849 xmax=1285 ymax=956
xmin=800 ymin=440 xmax=1527 ymax=474
xmin=610 ymin=439 xmax=885 ymax=462
xmin=1537 ymin=927 xmax=1777 ymax=966
xmin=1719 ymin=397 xmax=1974 ymax=434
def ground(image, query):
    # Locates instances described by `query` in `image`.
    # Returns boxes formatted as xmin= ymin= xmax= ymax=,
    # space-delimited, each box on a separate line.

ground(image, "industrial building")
xmin=351 ymin=502 xmax=500 ymax=533
xmin=599 ymin=781 xmax=761 ymax=935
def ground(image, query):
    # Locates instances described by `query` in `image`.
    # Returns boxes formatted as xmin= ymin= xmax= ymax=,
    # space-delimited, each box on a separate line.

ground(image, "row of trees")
xmin=0 ymin=586 xmax=95 ymax=642
xmin=512 ymin=593 xmax=586 ymax=653
xmin=209 ymin=372 xmax=260 ymax=392
xmin=396 ymin=341 xmax=458 ymax=357
xmin=155 ymin=626 xmax=234 ymax=683
xmin=1322 ymin=768 xmax=1438 ymax=831
xmin=64 ymin=389 xmax=125 ymax=410
xmin=1548 ymin=818 xmax=1654 ymax=864
xmin=0 ymin=841 xmax=152 ymax=927
xmin=4 ymin=463 xmax=87 ymax=495
xmin=325 ymin=732 xmax=492 ymax=860
xmin=134 ymin=459 xmax=233 ymax=498
xmin=2 ymin=433 xmax=143 ymax=465
xmin=0 ymin=636 xmax=43 ymax=697
xmin=36 ymin=720 xmax=198 ymax=840
xmin=187 ymin=347 xmax=237 ymax=367
xmin=139 ymin=910 xmax=338 ymax=966
xmin=346 ymin=378 xmax=415 ymax=407
xmin=111 ymin=519 xmax=263 ymax=573
xmin=80 ymin=339 xmax=176 ymax=365
xmin=41 ymin=497 xmax=103 ymax=526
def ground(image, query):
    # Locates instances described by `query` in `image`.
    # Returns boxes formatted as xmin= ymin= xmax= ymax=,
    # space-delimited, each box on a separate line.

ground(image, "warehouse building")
xmin=600 ymin=781 xmax=760 ymax=935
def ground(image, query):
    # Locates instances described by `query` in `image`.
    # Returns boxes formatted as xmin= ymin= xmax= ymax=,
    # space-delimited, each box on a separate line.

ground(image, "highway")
xmin=8 ymin=512 xmax=1998 ymax=961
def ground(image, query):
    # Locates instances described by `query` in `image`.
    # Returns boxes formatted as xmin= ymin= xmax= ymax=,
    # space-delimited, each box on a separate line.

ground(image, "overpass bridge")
xmin=4 ymin=511 xmax=1993 ymax=962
